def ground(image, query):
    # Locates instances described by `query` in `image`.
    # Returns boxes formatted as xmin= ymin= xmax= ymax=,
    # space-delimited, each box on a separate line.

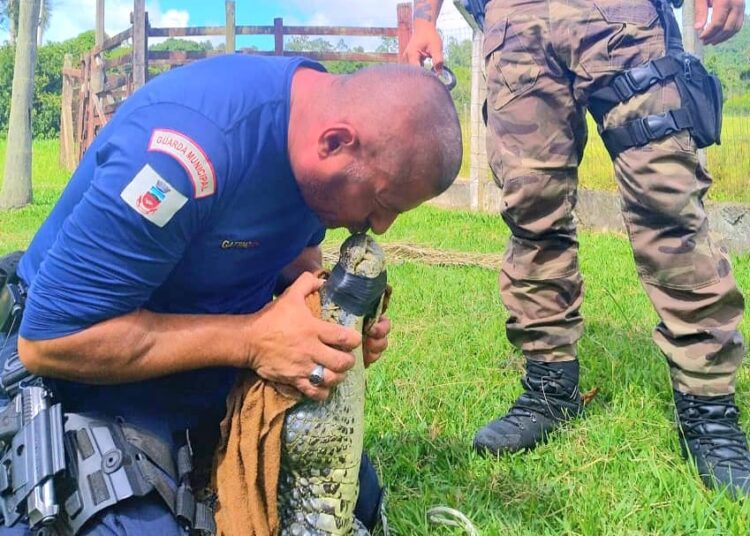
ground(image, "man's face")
xmin=303 ymin=159 xmax=436 ymax=235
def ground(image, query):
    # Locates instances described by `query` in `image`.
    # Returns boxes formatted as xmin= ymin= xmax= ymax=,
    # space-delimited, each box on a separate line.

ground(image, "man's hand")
xmin=404 ymin=21 xmax=445 ymax=68
xmin=695 ymin=0 xmax=745 ymax=45
xmin=246 ymin=272 xmax=362 ymax=401
xmin=364 ymin=315 xmax=391 ymax=367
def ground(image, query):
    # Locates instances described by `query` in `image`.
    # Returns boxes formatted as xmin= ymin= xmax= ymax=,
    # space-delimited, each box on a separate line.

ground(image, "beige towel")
xmin=211 ymin=287 xmax=322 ymax=536
xmin=212 ymin=371 xmax=299 ymax=536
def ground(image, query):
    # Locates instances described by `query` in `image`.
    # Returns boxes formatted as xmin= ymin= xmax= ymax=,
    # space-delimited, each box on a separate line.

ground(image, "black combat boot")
xmin=473 ymin=359 xmax=583 ymax=456
xmin=675 ymin=391 xmax=750 ymax=497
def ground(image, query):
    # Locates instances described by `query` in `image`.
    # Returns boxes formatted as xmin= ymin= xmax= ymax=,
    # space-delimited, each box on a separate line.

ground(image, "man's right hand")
xmin=404 ymin=21 xmax=445 ymax=69
xmin=244 ymin=272 xmax=362 ymax=401
xmin=695 ymin=0 xmax=745 ymax=45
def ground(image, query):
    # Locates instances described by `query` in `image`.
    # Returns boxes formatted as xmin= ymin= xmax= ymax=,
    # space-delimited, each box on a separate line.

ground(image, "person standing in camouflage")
xmin=405 ymin=0 xmax=750 ymax=496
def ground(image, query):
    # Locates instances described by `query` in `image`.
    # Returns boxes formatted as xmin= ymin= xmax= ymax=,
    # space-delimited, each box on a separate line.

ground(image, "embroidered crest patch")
xmin=120 ymin=164 xmax=188 ymax=227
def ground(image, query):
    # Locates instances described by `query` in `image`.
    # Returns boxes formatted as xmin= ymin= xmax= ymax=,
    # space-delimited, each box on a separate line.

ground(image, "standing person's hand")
xmin=694 ymin=0 xmax=745 ymax=45
xmin=245 ymin=272 xmax=362 ymax=401
xmin=404 ymin=22 xmax=445 ymax=69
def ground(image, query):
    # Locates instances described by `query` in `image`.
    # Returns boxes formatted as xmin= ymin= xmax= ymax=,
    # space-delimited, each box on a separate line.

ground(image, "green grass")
xmin=460 ymin=113 xmax=750 ymax=204
xmin=4 ymin=141 xmax=750 ymax=533
xmin=0 ymin=139 xmax=72 ymax=252
xmin=332 ymin=209 xmax=750 ymax=535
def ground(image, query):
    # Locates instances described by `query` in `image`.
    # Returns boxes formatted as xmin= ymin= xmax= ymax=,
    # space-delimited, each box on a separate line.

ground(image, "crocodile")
xmin=278 ymin=233 xmax=387 ymax=536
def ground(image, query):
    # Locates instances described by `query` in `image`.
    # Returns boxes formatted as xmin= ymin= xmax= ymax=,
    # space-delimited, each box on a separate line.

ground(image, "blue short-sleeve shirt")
xmin=16 ymin=55 xmax=326 ymax=439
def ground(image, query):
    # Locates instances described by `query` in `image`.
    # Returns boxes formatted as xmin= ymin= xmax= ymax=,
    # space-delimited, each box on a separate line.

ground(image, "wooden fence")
xmin=60 ymin=1 xmax=414 ymax=169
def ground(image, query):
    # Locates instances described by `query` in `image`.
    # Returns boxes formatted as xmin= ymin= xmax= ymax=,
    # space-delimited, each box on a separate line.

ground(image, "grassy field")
xmin=579 ymin=114 xmax=750 ymax=203
xmin=459 ymin=114 xmax=750 ymax=204
xmin=326 ymin=212 xmax=750 ymax=535
xmin=3 ymin=141 xmax=750 ymax=534
xmin=0 ymin=139 xmax=72 ymax=252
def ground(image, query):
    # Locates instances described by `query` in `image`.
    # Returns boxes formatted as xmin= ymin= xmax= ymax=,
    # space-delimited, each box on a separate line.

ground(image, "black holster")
xmin=591 ymin=0 xmax=724 ymax=157
xmin=0 ymin=252 xmax=215 ymax=536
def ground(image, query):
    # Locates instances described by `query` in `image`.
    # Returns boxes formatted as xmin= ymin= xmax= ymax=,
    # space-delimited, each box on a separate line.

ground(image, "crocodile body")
xmin=278 ymin=234 xmax=386 ymax=536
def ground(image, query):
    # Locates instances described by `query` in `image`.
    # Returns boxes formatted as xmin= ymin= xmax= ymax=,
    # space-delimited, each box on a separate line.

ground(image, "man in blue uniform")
xmin=0 ymin=55 xmax=462 ymax=534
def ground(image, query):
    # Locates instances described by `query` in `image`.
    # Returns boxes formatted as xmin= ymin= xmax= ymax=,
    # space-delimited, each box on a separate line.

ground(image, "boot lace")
xmin=504 ymin=362 xmax=579 ymax=429
xmin=678 ymin=394 xmax=750 ymax=469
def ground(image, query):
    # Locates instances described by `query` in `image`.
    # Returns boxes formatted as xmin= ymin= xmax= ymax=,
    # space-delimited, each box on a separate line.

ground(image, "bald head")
xmin=288 ymin=62 xmax=463 ymax=234
xmin=327 ymin=64 xmax=463 ymax=194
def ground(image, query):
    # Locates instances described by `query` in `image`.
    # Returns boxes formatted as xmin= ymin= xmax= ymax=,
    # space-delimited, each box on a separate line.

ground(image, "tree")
xmin=0 ymin=0 xmax=19 ymax=44
xmin=376 ymin=36 xmax=398 ymax=53
xmin=1 ymin=0 xmax=41 ymax=208
xmin=150 ymin=37 xmax=214 ymax=52
xmin=37 ymin=0 xmax=51 ymax=46
xmin=704 ymin=24 xmax=750 ymax=98
xmin=1 ymin=0 xmax=50 ymax=45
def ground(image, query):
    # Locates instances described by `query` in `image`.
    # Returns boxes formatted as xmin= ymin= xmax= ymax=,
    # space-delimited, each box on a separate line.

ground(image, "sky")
xmin=3 ymin=2 xmax=746 ymax=51
xmin=0 ymin=0 xmax=473 ymax=48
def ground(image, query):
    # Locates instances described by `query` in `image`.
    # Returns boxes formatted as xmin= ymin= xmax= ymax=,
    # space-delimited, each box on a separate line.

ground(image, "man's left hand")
xmin=363 ymin=315 xmax=391 ymax=367
xmin=695 ymin=0 xmax=745 ymax=45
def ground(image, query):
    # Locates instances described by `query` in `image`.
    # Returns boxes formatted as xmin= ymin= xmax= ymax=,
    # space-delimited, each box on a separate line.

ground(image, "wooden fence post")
xmin=397 ymin=3 xmax=413 ymax=61
xmin=225 ymin=0 xmax=236 ymax=53
xmin=91 ymin=0 xmax=105 ymax=96
xmin=60 ymin=54 xmax=77 ymax=170
xmin=96 ymin=0 xmax=105 ymax=46
xmin=274 ymin=18 xmax=284 ymax=55
xmin=469 ymin=29 xmax=488 ymax=210
xmin=132 ymin=0 xmax=147 ymax=88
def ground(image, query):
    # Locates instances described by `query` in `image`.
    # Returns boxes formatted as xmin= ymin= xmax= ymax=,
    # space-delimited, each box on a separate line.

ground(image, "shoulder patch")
xmin=120 ymin=164 xmax=188 ymax=227
xmin=148 ymin=128 xmax=216 ymax=198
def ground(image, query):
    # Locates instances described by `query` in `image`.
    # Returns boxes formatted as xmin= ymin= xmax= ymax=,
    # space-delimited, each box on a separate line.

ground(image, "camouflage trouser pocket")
xmin=483 ymin=17 xmax=541 ymax=110
xmin=581 ymin=0 xmax=662 ymax=74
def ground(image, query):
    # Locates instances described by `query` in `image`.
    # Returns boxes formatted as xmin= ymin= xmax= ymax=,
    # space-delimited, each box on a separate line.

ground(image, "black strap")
xmin=121 ymin=424 xmax=177 ymax=480
xmin=326 ymin=264 xmax=387 ymax=317
xmin=600 ymin=108 xmax=692 ymax=157
xmin=125 ymin=428 xmax=215 ymax=536
xmin=589 ymin=56 xmax=682 ymax=120
xmin=134 ymin=444 xmax=216 ymax=536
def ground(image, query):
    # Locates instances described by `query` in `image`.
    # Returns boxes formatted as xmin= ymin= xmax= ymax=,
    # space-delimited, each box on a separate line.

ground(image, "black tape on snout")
xmin=326 ymin=263 xmax=387 ymax=317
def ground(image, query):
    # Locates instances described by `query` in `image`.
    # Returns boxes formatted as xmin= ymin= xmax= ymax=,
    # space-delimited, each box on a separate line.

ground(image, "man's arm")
xmin=404 ymin=0 xmax=445 ymax=67
xmin=694 ymin=0 xmax=745 ymax=45
xmin=414 ymin=0 xmax=444 ymax=23
xmin=19 ymin=273 xmax=361 ymax=401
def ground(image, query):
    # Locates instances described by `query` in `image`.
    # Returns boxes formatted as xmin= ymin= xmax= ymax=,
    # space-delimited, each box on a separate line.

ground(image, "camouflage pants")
xmin=484 ymin=0 xmax=745 ymax=395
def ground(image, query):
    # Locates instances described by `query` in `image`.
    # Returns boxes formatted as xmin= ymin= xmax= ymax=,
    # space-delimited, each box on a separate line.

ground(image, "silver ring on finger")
xmin=308 ymin=364 xmax=326 ymax=387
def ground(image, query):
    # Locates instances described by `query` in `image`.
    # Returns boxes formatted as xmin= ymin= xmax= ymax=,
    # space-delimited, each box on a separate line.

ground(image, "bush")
xmin=0 ymin=31 xmax=95 ymax=139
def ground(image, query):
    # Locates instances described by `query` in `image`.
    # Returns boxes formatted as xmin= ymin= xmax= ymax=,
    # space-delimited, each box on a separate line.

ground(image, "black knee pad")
xmin=354 ymin=451 xmax=384 ymax=532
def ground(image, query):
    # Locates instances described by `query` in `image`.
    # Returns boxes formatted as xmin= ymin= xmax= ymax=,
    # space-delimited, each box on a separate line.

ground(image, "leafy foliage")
xmin=0 ymin=30 xmax=94 ymax=139
xmin=704 ymin=24 xmax=750 ymax=98
xmin=147 ymin=38 xmax=217 ymax=77
xmin=445 ymin=37 xmax=472 ymax=116
xmin=150 ymin=37 xmax=215 ymax=53
xmin=285 ymin=35 xmax=397 ymax=74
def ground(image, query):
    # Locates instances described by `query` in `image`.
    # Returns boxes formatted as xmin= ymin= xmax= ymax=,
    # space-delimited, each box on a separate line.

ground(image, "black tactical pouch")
xmin=674 ymin=53 xmax=723 ymax=148
xmin=594 ymin=52 xmax=725 ymax=157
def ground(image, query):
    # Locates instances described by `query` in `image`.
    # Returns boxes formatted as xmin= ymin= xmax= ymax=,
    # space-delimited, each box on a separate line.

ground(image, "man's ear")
xmin=317 ymin=124 xmax=358 ymax=158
